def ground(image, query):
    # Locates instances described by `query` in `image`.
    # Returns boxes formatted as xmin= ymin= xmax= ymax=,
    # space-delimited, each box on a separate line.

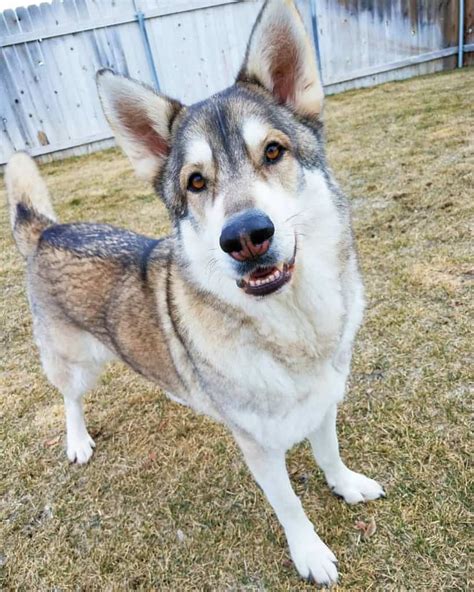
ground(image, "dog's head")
xmin=98 ymin=0 xmax=341 ymax=306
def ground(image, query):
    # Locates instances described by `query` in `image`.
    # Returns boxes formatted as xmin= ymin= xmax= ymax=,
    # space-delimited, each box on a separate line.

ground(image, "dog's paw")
xmin=327 ymin=468 xmax=385 ymax=504
xmin=288 ymin=529 xmax=338 ymax=587
xmin=67 ymin=433 xmax=95 ymax=464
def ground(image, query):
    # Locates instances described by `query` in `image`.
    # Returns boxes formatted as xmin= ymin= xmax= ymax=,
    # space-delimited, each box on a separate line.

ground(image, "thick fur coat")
xmin=5 ymin=1 xmax=384 ymax=585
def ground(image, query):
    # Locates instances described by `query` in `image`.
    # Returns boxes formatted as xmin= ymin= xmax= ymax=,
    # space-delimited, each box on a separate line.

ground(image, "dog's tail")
xmin=5 ymin=152 xmax=56 ymax=257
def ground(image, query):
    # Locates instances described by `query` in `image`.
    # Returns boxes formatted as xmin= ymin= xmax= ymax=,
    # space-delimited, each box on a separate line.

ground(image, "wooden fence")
xmin=0 ymin=0 xmax=472 ymax=165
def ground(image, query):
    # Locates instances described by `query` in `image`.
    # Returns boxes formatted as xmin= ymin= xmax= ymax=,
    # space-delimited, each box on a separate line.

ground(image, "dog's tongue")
xmin=250 ymin=266 xmax=277 ymax=280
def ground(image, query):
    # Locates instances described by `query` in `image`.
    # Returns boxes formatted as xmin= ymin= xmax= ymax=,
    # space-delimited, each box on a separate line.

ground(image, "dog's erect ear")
xmin=237 ymin=0 xmax=323 ymax=117
xmin=96 ymin=70 xmax=183 ymax=182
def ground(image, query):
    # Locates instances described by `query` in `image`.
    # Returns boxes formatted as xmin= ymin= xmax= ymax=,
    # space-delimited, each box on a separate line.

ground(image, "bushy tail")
xmin=5 ymin=152 xmax=56 ymax=257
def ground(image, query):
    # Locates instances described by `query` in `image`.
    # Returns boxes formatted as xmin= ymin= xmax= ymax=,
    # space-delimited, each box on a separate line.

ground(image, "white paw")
xmin=66 ymin=433 xmax=95 ymax=464
xmin=327 ymin=468 xmax=385 ymax=504
xmin=287 ymin=527 xmax=338 ymax=587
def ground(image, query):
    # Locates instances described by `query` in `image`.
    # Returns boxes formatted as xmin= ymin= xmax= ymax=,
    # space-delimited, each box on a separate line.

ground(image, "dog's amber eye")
xmin=264 ymin=142 xmax=284 ymax=164
xmin=188 ymin=172 xmax=206 ymax=192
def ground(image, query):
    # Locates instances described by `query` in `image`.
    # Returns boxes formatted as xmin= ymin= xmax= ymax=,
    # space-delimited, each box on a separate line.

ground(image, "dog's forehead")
xmin=242 ymin=117 xmax=270 ymax=149
xmin=177 ymin=89 xmax=273 ymax=166
xmin=184 ymin=138 xmax=213 ymax=164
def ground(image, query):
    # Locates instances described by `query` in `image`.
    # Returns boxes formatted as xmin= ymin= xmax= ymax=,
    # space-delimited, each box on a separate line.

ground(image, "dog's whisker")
xmin=282 ymin=210 xmax=307 ymax=224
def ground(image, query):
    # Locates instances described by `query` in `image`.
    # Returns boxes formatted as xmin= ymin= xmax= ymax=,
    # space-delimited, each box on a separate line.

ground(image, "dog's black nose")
xmin=219 ymin=209 xmax=275 ymax=261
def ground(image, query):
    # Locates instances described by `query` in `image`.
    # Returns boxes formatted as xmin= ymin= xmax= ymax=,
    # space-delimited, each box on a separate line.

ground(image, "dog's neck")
xmin=169 ymin=235 xmax=345 ymax=366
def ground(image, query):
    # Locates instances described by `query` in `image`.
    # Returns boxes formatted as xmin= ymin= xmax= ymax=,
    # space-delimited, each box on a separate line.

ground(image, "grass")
xmin=0 ymin=68 xmax=472 ymax=591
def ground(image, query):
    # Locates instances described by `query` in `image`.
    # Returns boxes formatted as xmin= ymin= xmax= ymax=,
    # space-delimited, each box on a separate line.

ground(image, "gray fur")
xmin=5 ymin=1 xmax=383 ymax=586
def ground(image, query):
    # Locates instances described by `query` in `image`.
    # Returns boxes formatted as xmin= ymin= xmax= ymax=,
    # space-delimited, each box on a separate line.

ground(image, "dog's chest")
xmin=231 ymin=263 xmax=344 ymax=377
xmin=208 ymin=312 xmax=347 ymax=449
xmin=187 ymin=266 xmax=347 ymax=445
xmin=227 ymin=355 xmax=346 ymax=449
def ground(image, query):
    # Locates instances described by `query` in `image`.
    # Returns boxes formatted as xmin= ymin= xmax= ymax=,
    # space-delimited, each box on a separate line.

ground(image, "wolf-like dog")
xmin=5 ymin=0 xmax=384 ymax=585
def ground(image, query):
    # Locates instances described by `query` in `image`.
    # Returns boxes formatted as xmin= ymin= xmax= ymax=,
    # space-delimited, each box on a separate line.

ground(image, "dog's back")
xmin=5 ymin=154 xmax=187 ymax=412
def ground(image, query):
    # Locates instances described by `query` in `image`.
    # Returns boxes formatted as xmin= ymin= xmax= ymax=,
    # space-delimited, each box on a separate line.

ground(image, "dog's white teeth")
xmin=246 ymin=267 xmax=285 ymax=288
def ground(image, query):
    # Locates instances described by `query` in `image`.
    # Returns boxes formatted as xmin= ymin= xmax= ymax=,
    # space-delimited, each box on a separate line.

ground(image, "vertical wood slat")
xmin=1 ymin=9 xmax=40 ymax=154
xmin=23 ymin=4 xmax=67 ymax=148
xmin=465 ymin=0 xmax=474 ymax=65
xmin=0 ymin=0 xmax=466 ymax=166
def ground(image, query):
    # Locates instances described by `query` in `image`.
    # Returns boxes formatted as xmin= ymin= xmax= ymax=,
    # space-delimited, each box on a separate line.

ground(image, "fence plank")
xmin=464 ymin=0 xmax=474 ymax=65
xmin=0 ymin=0 xmax=240 ymax=47
xmin=0 ymin=0 xmax=469 ymax=166
xmin=1 ymin=9 xmax=40 ymax=152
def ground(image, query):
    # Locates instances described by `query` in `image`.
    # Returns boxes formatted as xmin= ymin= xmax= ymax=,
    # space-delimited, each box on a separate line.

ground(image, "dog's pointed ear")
xmin=96 ymin=70 xmax=183 ymax=182
xmin=237 ymin=0 xmax=323 ymax=117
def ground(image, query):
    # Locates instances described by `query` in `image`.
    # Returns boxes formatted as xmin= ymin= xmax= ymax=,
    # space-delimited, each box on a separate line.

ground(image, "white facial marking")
xmin=242 ymin=117 xmax=268 ymax=149
xmin=186 ymin=138 xmax=212 ymax=164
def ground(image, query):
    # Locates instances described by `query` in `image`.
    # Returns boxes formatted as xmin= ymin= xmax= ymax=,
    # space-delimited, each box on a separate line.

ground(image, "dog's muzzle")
xmin=219 ymin=209 xmax=296 ymax=297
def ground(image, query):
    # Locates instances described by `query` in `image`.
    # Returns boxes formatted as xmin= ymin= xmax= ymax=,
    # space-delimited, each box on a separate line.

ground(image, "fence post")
xmin=133 ymin=1 xmax=161 ymax=90
xmin=310 ymin=0 xmax=323 ymax=82
xmin=458 ymin=0 xmax=465 ymax=67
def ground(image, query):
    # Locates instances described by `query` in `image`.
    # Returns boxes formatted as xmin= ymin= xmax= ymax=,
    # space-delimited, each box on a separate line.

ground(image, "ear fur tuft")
xmin=237 ymin=0 xmax=323 ymax=117
xmin=96 ymin=70 xmax=183 ymax=182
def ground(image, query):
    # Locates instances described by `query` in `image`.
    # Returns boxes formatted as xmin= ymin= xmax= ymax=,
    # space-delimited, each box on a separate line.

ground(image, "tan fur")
xmin=5 ymin=152 xmax=56 ymax=225
xmin=28 ymin=236 xmax=186 ymax=396
xmin=5 ymin=152 xmax=56 ymax=257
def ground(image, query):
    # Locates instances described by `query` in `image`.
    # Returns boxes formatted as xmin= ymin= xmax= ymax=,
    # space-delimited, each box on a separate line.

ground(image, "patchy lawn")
xmin=1 ymin=68 xmax=472 ymax=591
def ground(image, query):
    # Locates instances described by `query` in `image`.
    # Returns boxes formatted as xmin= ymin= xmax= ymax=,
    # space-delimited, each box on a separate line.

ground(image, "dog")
xmin=5 ymin=0 xmax=384 ymax=585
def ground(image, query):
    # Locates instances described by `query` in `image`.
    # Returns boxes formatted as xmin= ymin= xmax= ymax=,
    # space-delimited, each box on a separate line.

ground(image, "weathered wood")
xmin=0 ymin=0 xmax=469 ymax=166
xmin=0 ymin=0 xmax=240 ymax=47
xmin=465 ymin=0 xmax=474 ymax=65
xmin=324 ymin=46 xmax=459 ymax=87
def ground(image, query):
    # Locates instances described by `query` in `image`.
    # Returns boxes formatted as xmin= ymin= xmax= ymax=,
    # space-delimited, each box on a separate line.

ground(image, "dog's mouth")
xmin=236 ymin=252 xmax=296 ymax=297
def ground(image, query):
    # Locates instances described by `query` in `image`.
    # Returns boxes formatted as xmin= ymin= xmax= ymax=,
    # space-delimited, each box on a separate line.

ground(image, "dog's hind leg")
xmin=36 ymin=323 xmax=113 ymax=464
xmin=308 ymin=404 xmax=385 ymax=504
xmin=43 ymin=354 xmax=98 ymax=464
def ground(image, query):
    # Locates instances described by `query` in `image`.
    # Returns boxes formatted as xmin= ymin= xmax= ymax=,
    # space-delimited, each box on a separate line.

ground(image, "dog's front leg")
xmin=309 ymin=404 xmax=385 ymax=504
xmin=234 ymin=433 xmax=338 ymax=586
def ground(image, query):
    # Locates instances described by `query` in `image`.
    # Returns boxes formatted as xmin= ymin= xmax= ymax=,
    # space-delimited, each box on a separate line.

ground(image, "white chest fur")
xmin=224 ymin=264 xmax=347 ymax=448
xmin=181 ymin=242 xmax=350 ymax=449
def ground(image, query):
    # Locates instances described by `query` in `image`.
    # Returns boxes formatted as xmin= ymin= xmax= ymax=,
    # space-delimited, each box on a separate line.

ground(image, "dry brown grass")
xmin=1 ymin=68 xmax=472 ymax=591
